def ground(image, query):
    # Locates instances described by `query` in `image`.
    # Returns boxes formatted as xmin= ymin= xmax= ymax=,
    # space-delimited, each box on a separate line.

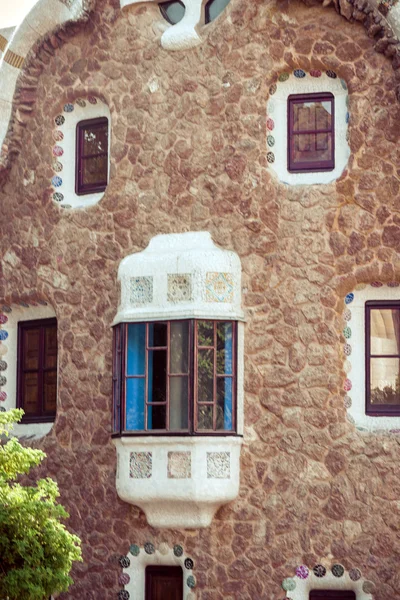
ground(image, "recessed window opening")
xmin=145 ymin=566 xmax=183 ymax=600
xmin=17 ymin=318 xmax=58 ymax=423
xmin=112 ymin=319 xmax=237 ymax=435
xmin=75 ymin=117 xmax=108 ymax=195
xmin=159 ymin=0 xmax=230 ymax=25
xmin=366 ymin=301 xmax=400 ymax=416
xmin=288 ymin=92 xmax=335 ymax=173
xmin=309 ymin=591 xmax=356 ymax=600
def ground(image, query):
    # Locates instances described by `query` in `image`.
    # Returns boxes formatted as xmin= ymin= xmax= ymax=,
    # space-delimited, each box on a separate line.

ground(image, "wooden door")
xmin=145 ymin=566 xmax=183 ymax=600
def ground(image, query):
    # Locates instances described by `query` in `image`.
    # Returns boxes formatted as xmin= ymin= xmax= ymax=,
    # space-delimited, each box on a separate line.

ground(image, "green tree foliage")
xmin=0 ymin=409 xmax=82 ymax=600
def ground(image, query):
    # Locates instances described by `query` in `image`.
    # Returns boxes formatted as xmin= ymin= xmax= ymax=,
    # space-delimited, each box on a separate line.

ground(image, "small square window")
xmin=75 ymin=117 xmax=108 ymax=195
xmin=366 ymin=301 xmax=400 ymax=416
xmin=145 ymin=566 xmax=183 ymax=600
xmin=288 ymin=92 xmax=335 ymax=173
xmin=310 ymin=592 xmax=355 ymax=600
xmin=17 ymin=318 xmax=58 ymax=423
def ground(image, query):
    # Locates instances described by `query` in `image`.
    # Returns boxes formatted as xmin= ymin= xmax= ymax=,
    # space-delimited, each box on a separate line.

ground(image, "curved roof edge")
xmin=0 ymin=0 xmax=399 ymax=171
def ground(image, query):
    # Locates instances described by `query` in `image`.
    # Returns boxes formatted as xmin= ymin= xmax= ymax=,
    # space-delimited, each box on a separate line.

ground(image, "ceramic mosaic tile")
xmin=144 ymin=542 xmax=155 ymax=554
xmin=88 ymin=96 xmax=98 ymax=104
xmin=119 ymin=573 xmax=130 ymax=585
xmin=205 ymin=272 xmax=234 ymax=303
xmin=118 ymin=590 xmax=129 ymax=600
xmin=344 ymin=395 xmax=352 ymax=408
xmin=0 ymin=331 xmax=8 ymax=341
xmin=344 ymin=379 xmax=352 ymax=392
xmin=0 ymin=376 xmax=7 ymax=386
xmin=313 ymin=564 xmax=326 ymax=577
xmin=53 ymin=192 xmax=64 ymax=202
xmin=76 ymin=98 xmax=86 ymax=107
xmin=294 ymin=69 xmax=306 ymax=78
xmin=363 ymin=581 xmax=375 ymax=593
xmin=295 ymin=565 xmax=309 ymax=579
xmin=0 ymin=361 xmax=7 ymax=371
xmin=345 ymin=293 xmax=354 ymax=304
xmin=119 ymin=555 xmax=130 ymax=568
xmin=0 ymin=391 xmax=7 ymax=401
xmin=349 ymin=568 xmax=361 ymax=581
xmin=64 ymin=103 xmax=74 ymax=113
xmin=187 ymin=575 xmax=196 ymax=589
xmin=282 ymin=578 xmax=296 ymax=591
xmin=55 ymin=115 xmax=65 ymax=126
xmin=207 ymin=451 xmax=230 ymax=479
xmin=52 ymin=176 xmax=62 ymax=188
xmin=269 ymin=83 xmax=277 ymax=95
xmin=1 ymin=305 xmax=11 ymax=313
xmin=0 ymin=315 xmax=8 ymax=324
xmin=185 ymin=558 xmax=194 ymax=570
xmin=267 ymin=135 xmax=275 ymax=147
xmin=0 ymin=346 xmax=7 ymax=357
xmin=279 ymin=72 xmax=289 ymax=82
xmin=53 ymin=161 xmax=63 ymax=173
xmin=168 ymin=451 xmax=191 ymax=479
xmin=129 ymin=276 xmax=153 ymax=305
xmin=129 ymin=452 xmax=152 ymax=479
xmin=267 ymin=117 xmax=275 ymax=131
xmin=326 ymin=70 xmax=337 ymax=78
xmin=53 ymin=130 xmax=64 ymax=142
xmin=267 ymin=152 xmax=275 ymax=163
xmin=53 ymin=146 xmax=64 ymax=157
xmin=310 ymin=69 xmax=322 ymax=77
xmin=167 ymin=274 xmax=192 ymax=303
xmin=129 ymin=544 xmax=140 ymax=556
xmin=332 ymin=564 xmax=344 ymax=577
xmin=173 ymin=544 xmax=183 ymax=557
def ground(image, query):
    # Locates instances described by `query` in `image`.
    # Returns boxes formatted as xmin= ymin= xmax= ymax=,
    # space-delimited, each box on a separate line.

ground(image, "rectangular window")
xmin=145 ymin=566 xmax=183 ymax=600
xmin=288 ymin=92 xmax=335 ymax=173
xmin=75 ymin=117 xmax=108 ymax=195
xmin=310 ymin=592 xmax=356 ymax=600
xmin=112 ymin=320 xmax=237 ymax=434
xmin=17 ymin=318 xmax=57 ymax=423
xmin=366 ymin=301 xmax=400 ymax=415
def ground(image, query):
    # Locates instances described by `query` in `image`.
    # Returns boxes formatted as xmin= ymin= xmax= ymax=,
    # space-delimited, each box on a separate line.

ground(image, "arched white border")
xmin=122 ymin=544 xmax=196 ymax=600
xmin=0 ymin=301 xmax=57 ymax=439
xmin=51 ymin=96 xmax=110 ymax=210
xmin=343 ymin=283 xmax=400 ymax=431
xmin=283 ymin=566 xmax=374 ymax=600
xmin=267 ymin=71 xmax=350 ymax=185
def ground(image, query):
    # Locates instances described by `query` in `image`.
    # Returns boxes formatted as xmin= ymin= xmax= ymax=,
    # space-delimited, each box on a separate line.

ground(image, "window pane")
xmin=198 ymin=320 xmax=214 ymax=346
xmin=293 ymin=100 xmax=332 ymax=132
xmin=217 ymin=322 xmax=233 ymax=375
xmin=149 ymin=322 xmax=167 ymax=347
xmin=159 ymin=1 xmax=185 ymax=24
xmin=82 ymin=124 xmax=108 ymax=155
xmin=127 ymin=323 xmax=146 ymax=375
xmin=292 ymin=132 xmax=333 ymax=165
xmin=126 ymin=378 xmax=145 ymax=430
xmin=148 ymin=404 xmax=166 ymax=430
xmin=44 ymin=326 xmax=57 ymax=369
xmin=198 ymin=405 xmax=213 ymax=430
xmin=198 ymin=349 xmax=214 ymax=402
xmin=206 ymin=0 xmax=230 ymax=22
xmin=81 ymin=155 xmax=108 ymax=186
xmin=217 ymin=377 xmax=233 ymax=430
xmin=23 ymin=328 xmax=40 ymax=370
xmin=170 ymin=321 xmax=189 ymax=374
xmin=22 ymin=373 xmax=39 ymax=414
xmin=370 ymin=309 xmax=400 ymax=355
xmin=43 ymin=371 xmax=57 ymax=413
xmin=170 ymin=377 xmax=188 ymax=430
xmin=370 ymin=358 xmax=400 ymax=405
xmin=148 ymin=350 xmax=167 ymax=403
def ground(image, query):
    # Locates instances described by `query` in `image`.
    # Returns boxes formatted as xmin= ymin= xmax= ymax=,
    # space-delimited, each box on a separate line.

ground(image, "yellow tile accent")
xmin=4 ymin=49 xmax=25 ymax=69
xmin=0 ymin=34 xmax=8 ymax=53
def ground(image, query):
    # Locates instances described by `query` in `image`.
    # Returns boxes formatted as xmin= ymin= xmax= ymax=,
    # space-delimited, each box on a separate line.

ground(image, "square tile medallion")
xmin=207 ymin=451 xmax=230 ymax=479
xmin=167 ymin=451 xmax=191 ymax=479
xmin=167 ymin=274 xmax=192 ymax=303
xmin=205 ymin=272 xmax=234 ymax=303
xmin=130 ymin=452 xmax=152 ymax=479
xmin=129 ymin=276 xmax=153 ymax=306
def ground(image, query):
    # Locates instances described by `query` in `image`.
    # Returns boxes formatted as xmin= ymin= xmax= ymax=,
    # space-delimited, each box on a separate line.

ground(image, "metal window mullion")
xmin=213 ymin=321 xmax=217 ymax=431
xmin=122 ymin=324 xmax=127 ymax=433
xmin=145 ymin=323 xmax=149 ymax=431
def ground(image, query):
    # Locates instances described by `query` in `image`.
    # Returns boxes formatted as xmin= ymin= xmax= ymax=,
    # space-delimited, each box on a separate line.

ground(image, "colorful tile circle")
xmin=326 ymin=70 xmax=337 ymax=78
xmin=269 ymin=83 xmax=277 ymax=95
xmin=295 ymin=565 xmax=309 ymax=579
xmin=55 ymin=115 xmax=65 ymax=126
xmin=267 ymin=117 xmax=275 ymax=131
xmin=64 ymin=103 xmax=74 ymax=112
xmin=52 ymin=176 xmax=62 ymax=188
xmin=173 ymin=544 xmax=183 ymax=557
xmin=279 ymin=72 xmax=290 ymax=82
xmin=0 ymin=331 xmax=8 ymax=341
xmin=53 ymin=192 xmax=64 ymax=202
xmin=0 ymin=391 xmax=7 ymax=401
xmin=349 ymin=568 xmax=361 ymax=581
xmin=119 ymin=556 xmax=130 ymax=568
xmin=119 ymin=573 xmax=130 ymax=586
xmin=332 ymin=564 xmax=344 ymax=577
xmin=184 ymin=558 xmax=194 ymax=570
xmin=345 ymin=293 xmax=354 ymax=304
xmin=0 ymin=361 xmax=7 ymax=371
xmin=294 ymin=69 xmax=306 ymax=78
xmin=0 ymin=314 xmax=8 ymax=324
xmin=187 ymin=575 xmax=196 ymax=589
xmin=129 ymin=544 xmax=140 ymax=556
xmin=310 ymin=69 xmax=322 ymax=77
xmin=267 ymin=152 xmax=275 ymax=163
xmin=144 ymin=542 xmax=155 ymax=555
xmin=282 ymin=578 xmax=296 ymax=591
xmin=313 ymin=564 xmax=326 ymax=578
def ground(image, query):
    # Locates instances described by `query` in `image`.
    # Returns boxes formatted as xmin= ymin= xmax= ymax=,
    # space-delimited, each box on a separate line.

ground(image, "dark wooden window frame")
xmin=145 ymin=565 xmax=183 ymax=600
xmin=75 ymin=117 xmax=108 ymax=196
xmin=365 ymin=300 xmax=400 ymax=416
xmin=112 ymin=319 xmax=237 ymax=436
xmin=17 ymin=318 xmax=57 ymax=424
xmin=309 ymin=591 xmax=356 ymax=600
xmin=288 ymin=92 xmax=335 ymax=173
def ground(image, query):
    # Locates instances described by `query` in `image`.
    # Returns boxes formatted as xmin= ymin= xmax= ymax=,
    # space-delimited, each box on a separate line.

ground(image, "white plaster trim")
xmin=267 ymin=71 xmax=350 ymax=186
xmin=0 ymin=302 xmax=57 ymax=440
xmin=284 ymin=569 xmax=373 ymax=600
xmin=123 ymin=545 xmax=196 ymax=600
xmin=344 ymin=283 xmax=400 ymax=432
xmin=114 ymin=436 xmax=242 ymax=528
xmin=51 ymin=97 xmax=110 ymax=209
xmin=0 ymin=0 xmax=87 ymax=156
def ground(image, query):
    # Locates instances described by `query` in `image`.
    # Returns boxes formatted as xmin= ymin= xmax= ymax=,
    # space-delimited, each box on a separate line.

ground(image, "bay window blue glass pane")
xmin=125 ymin=378 xmax=145 ymax=430
xmin=217 ymin=377 xmax=233 ymax=430
xmin=217 ymin=322 xmax=233 ymax=375
xmin=127 ymin=323 xmax=145 ymax=375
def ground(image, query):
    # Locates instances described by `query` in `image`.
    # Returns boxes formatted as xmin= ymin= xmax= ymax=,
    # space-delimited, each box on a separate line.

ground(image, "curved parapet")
xmin=0 ymin=0 xmax=91 ymax=167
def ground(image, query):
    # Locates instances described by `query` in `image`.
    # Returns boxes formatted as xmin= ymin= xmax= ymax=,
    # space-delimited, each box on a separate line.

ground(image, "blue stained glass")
xmin=127 ymin=323 xmax=145 ymax=375
xmin=126 ymin=378 xmax=145 ymax=430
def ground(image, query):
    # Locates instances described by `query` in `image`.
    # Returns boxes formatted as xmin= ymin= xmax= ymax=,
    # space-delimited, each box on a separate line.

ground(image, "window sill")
xmin=113 ymin=435 xmax=242 ymax=528
xmin=12 ymin=421 xmax=54 ymax=440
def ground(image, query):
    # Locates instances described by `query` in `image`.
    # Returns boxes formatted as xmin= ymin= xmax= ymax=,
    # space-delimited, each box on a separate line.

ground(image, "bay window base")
xmin=113 ymin=436 xmax=242 ymax=529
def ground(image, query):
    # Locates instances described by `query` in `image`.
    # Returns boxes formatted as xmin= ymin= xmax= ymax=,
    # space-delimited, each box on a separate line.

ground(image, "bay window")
xmin=112 ymin=320 xmax=236 ymax=435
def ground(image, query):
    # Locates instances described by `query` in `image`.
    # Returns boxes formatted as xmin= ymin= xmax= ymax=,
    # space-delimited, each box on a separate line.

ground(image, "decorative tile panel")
xmin=168 ymin=451 xmax=191 ymax=479
xmin=205 ymin=272 xmax=234 ymax=303
xmin=129 ymin=452 xmax=152 ymax=479
xmin=129 ymin=277 xmax=153 ymax=306
xmin=282 ymin=564 xmax=374 ymax=600
xmin=207 ymin=451 xmax=230 ymax=478
xmin=167 ymin=274 xmax=192 ymax=303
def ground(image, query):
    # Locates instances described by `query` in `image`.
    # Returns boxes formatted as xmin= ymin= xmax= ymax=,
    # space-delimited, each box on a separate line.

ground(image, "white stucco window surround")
xmin=266 ymin=69 xmax=350 ymax=185
xmin=50 ymin=96 xmax=110 ymax=210
xmin=281 ymin=564 xmax=375 ymax=600
xmin=119 ymin=542 xmax=197 ymax=600
xmin=0 ymin=301 xmax=57 ymax=439
xmin=112 ymin=231 xmax=245 ymax=529
xmin=342 ymin=282 xmax=400 ymax=432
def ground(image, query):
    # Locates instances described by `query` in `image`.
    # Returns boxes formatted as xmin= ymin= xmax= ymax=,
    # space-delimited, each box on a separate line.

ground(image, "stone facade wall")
xmin=1 ymin=0 xmax=400 ymax=598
